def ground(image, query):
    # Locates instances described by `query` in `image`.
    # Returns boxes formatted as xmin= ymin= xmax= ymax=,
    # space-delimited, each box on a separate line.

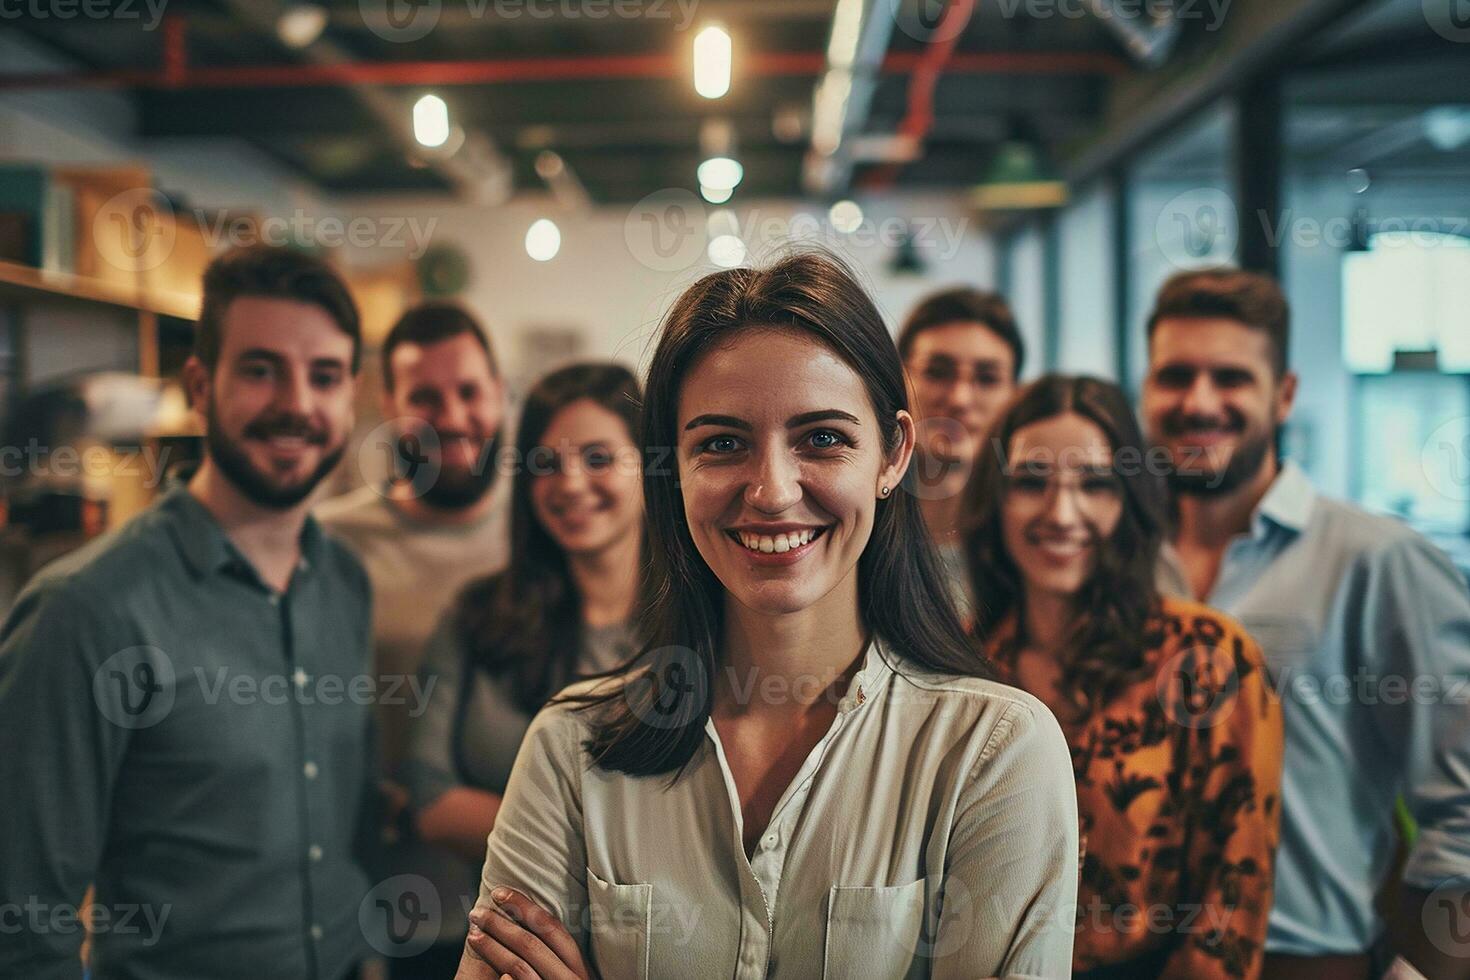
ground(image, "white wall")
xmin=338 ymin=191 xmax=997 ymax=395
xmin=1005 ymin=221 xmax=1048 ymax=379
xmin=1057 ymin=182 xmax=1118 ymax=379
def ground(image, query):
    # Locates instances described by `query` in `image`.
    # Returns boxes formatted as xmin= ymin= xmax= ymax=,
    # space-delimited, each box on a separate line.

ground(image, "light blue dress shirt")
xmin=1159 ymin=462 xmax=1470 ymax=956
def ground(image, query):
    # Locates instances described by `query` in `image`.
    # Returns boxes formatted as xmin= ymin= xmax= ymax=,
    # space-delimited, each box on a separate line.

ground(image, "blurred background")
xmin=0 ymin=0 xmax=1467 ymax=604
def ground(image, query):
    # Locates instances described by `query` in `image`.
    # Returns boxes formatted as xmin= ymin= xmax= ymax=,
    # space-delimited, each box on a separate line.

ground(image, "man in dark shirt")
xmin=0 ymin=245 xmax=377 ymax=980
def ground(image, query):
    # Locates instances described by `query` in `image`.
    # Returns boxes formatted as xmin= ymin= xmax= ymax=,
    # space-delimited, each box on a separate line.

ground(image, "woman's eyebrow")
xmin=684 ymin=414 xmax=752 ymax=431
xmin=683 ymin=409 xmax=860 ymax=431
xmin=786 ymin=410 xmax=861 ymax=427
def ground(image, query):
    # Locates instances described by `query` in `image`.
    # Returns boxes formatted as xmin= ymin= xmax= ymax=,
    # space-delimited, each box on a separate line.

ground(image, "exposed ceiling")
xmin=3 ymin=0 xmax=1463 ymax=204
xmin=1 ymin=0 xmax=1138 ymax=202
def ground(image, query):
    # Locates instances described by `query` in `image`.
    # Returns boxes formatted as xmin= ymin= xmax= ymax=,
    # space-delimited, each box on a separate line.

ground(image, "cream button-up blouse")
xmin=474 ymin=640 xmax=1079 ymax=979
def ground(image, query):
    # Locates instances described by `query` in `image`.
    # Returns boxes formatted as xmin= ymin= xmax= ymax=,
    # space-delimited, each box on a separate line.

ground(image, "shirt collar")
xmin=160 ymin=483 xmax=325 ymax=583
xmin=838 ymin=637 xmax=895 ymax=714
xmin=1253 ymin=460 xmax=1316 ymax=537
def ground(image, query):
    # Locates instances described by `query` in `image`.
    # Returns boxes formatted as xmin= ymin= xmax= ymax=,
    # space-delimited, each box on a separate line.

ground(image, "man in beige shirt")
xmin=317 ymin=301 xmax=510 ymax=977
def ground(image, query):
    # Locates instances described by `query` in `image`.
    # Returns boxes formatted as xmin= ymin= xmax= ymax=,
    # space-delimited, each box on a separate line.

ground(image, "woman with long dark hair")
xmin=963 ymin=374 xmax=1283 ymax=979
xmin=400 ymin=362 xmax=644 ymax=972
xmin=453 ymin=252 xmax=1079 ymax=980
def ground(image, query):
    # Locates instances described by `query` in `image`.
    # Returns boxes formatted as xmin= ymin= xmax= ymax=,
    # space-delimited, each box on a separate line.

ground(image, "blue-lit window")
xmin=1343 ymin=230 xmax=1470 ymax=374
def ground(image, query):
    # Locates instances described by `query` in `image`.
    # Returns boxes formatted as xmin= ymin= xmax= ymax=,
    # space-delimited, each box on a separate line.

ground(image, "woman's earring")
xmin=880 ymin=486 xmax=890 ymax=497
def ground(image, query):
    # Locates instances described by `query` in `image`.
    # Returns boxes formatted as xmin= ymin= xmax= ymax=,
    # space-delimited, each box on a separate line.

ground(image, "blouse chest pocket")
xmin=823 ymin=878 xmax=928 ymax=980
xmin=585 ymin=866 xmax=652 ymax=980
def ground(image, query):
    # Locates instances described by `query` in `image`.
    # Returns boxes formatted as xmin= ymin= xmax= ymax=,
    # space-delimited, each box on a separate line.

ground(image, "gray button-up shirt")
xmin=1159 ymin=462 xmax=1470 ymax=956
xmin=474 ymin=641 xmax=1080 ymax=979
xmin=0 ymin=485 xmax=376 ymax=980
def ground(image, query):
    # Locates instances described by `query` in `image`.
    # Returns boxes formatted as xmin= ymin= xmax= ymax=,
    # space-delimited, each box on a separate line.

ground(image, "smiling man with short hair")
xmin=1143 ymin=267 xmax=1470 ymax=980
xmin=0 ymin=244 xmax=376 ymax=980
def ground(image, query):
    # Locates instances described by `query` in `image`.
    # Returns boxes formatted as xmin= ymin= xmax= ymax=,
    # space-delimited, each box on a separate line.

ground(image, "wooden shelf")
xmin=0 ymin=259 xmax=199 ymax=321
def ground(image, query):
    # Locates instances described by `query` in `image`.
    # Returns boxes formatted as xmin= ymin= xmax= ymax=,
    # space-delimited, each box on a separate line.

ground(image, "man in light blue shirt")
xmin=1142 ymin=267 xmax=1470 ymax=980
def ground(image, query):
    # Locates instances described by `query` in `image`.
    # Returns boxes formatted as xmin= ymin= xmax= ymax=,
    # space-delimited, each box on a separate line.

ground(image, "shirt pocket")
xmin=585 ymin=865 xmax=652 ymax=980
xmin=823 ymin=877 xmax=928 ymax=980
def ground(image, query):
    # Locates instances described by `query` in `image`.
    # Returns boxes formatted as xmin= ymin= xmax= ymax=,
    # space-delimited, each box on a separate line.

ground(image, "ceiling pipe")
xmin=0 ymin=50 xmax=1127 ymax=92
xmin=861 ymin=0 xmax=977 ymax=190
xmin=1087 ymin=0 xmax=1183 ymax=68
xmin=201 ymin=3 xmax=510 ymax=202
xmin=803 ymin=0 xmax=897 ymax=196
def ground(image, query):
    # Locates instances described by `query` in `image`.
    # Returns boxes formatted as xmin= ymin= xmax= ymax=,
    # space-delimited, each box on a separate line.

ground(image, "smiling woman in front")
xmin=453 ymin=252 xmax=1080 ymax=980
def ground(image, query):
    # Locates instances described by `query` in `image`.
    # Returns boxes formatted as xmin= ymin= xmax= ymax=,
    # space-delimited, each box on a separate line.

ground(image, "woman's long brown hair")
xmin=558 ymin=250 xmax=991 ymax=780
xmin=961 ymin=374 xmax=1167 ymax=718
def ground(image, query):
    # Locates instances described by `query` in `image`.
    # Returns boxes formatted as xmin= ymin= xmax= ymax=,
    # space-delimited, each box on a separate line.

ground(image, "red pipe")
xmin=0 ymin=49 xmax=1126 ymax=92
xmin=161 ymin=15 xmax=187 ymax=87
xmin=863 ymin=0 xmax=978 ymax=189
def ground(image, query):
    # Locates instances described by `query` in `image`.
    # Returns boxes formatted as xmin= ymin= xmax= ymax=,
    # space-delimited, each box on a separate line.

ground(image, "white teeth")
xmin=737 ymin=528 xmax=820 ymax=553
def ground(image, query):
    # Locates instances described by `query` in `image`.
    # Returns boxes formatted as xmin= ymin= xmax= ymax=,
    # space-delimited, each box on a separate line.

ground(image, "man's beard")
xmin=205 ymin=405 xmax=345 ymax=510
xmin=415 ymin=430 xmax=502 ymax=511
xmin=1164 ymin=421 xmax=1273 ymax=497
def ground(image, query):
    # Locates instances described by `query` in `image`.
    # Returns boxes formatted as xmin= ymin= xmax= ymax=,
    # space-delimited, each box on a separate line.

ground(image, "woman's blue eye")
xmin=809 ymin=430 xmax=843 ymax=449
xmin=703 ymin=435 xmax=740 ymax=454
